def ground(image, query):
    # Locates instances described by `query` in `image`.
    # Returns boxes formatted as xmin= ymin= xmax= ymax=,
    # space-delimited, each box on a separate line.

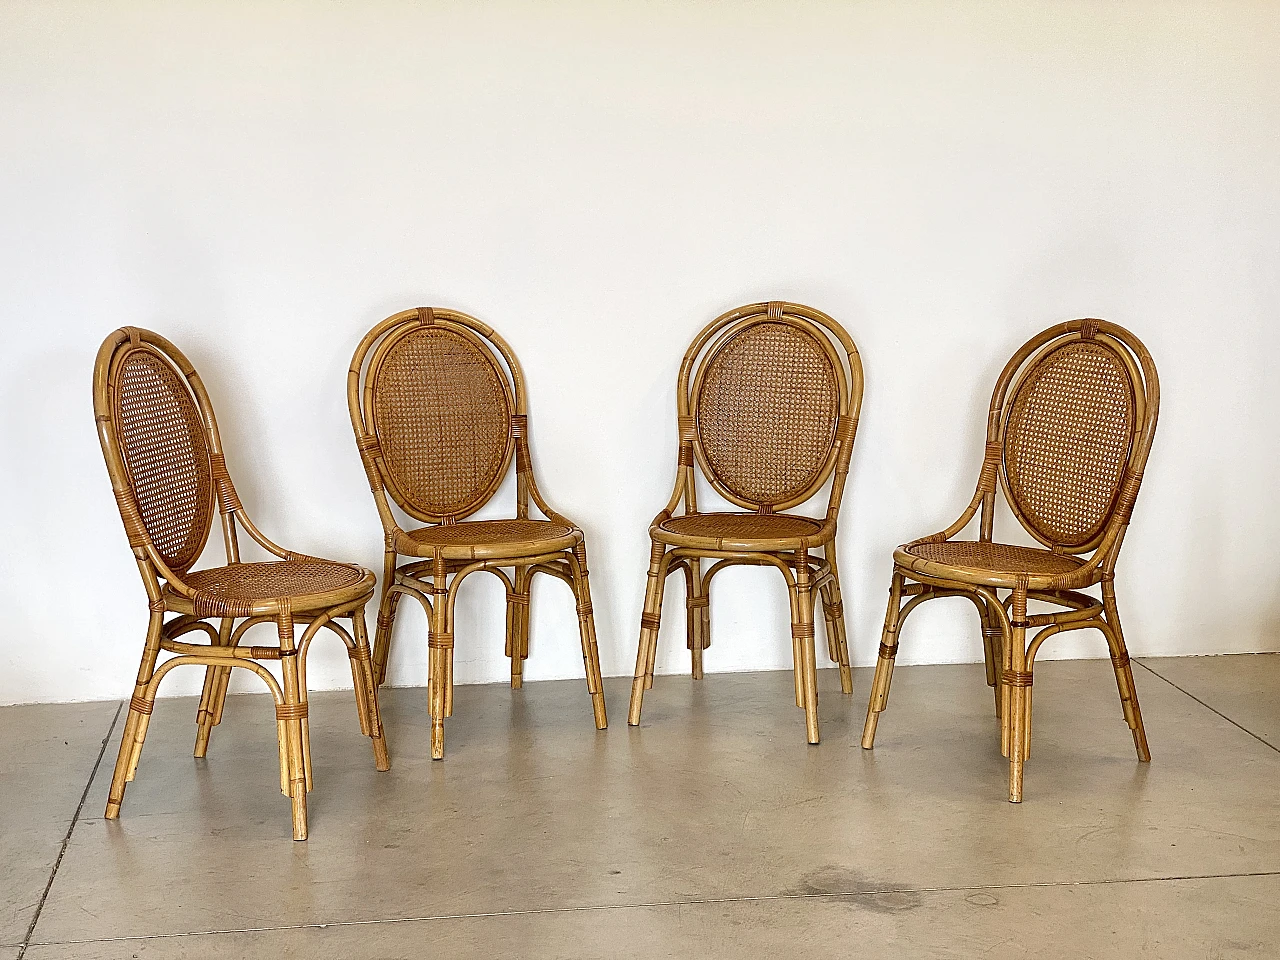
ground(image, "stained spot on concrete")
xmin=787 ymin=865 xmax=922 ymax=912
xmin=966 ymin=892 xmax=998 ymax=906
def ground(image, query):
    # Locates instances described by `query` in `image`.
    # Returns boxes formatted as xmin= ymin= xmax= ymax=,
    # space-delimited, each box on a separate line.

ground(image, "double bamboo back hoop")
xmin=93 ymin=309 xmax=1159 ymax=836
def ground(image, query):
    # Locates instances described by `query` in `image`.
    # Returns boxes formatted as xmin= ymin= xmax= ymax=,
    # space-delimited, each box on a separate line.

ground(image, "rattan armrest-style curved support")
xmin=862 ymin=318 xmax=1160 ymax=804
xmin=348 ymin=307 xmax=607 ymax=759
xmin=93 ymin=327 xmax=390 ymax=840
xmin=628 ymin=302 xmax=865 ymax=744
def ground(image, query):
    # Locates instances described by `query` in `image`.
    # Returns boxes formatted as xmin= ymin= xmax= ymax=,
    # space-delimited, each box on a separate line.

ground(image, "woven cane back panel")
xmin=695 ymin=322 xmax=839 ymax=507
xmin=1003 ymin=340 xmax=1136 ymax=549
xmin=112 ymin=347 xmax=215 ymax=572
xmin=183 ymin=559 xmax=362 ymax=602
xmin=372 ymin=326 xmax=512 ymax=519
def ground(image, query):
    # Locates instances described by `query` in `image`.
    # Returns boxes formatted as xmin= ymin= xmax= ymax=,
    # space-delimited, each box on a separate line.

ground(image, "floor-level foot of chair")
xmin=861 ymin=710 xmax=880 ymax=749
xmin=430 ymin=721 xmax=445 ymax=760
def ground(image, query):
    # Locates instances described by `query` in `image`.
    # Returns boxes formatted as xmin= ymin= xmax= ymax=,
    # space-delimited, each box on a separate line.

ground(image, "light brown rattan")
xmin=113 ymin=346 xmax=216 ymax=573
xmin=349 ymin=307 xmax=607 ymax=760
xmin=903 ymin=541 xmax=1084 ymax=577
xmin=657 ymin=513 xmax=825 ymax=544
xmin=627 ymin=302 xmax=864 ymax=744
xmin=403 ymin=518 xmax=573 ymax=548
xmin=696 ymin=321 xmax=840 ymax=507
xmin=371 ymin=324 xmax=513 ymax=521
xmin=1004 ymin=338 xmax=1136 ymax=549
xmin=94 ymin=327 xmax=389 ymax=841
xmin=861 ymin=319 xmax=1160 ymax=804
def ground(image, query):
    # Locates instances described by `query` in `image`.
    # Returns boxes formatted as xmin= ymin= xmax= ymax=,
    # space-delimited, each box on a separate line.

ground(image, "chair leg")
xmin=349 ymin=606 xmax=391 ymax=771
xmin=276 ymin=610 xmax=308 ymax=840
xmin=105 ymin=609 xmax=165 ymax=819
xmin=1102 ymin=581 xmax=1151 ymax=762
xmin=1006 ymin=582 xmax=1031 ymax=803
xmin=684 ymin=558 xmax=709 ymax=680
xmin=193 ymin=617 xmax=236 ymax=758
xmin=428 ymin=555 xmax=450 ymax=759
xmin=372 ymin=549 xmax=400 ymax=687
xmin=790 ymin=550 xmax=820 ymax=744
xmin=862 ymin=569 xmax=905 ymax=749
xmin=572 ymin=544 xmax=608 ymax=730
xmin=821 ymin=545 xmax=853 ymax=695
xmin=507 ymin=566 xmax=531 ymax=690
xmin=628 ymin=539 xmax=668 ymax=726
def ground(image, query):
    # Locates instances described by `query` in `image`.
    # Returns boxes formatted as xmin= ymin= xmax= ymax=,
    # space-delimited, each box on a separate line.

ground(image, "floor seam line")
xmin=18 ymin=700 xmax=124 ymax=959
xmin=28 ymin=869 xmax=1280 ymax=947
xmin=1135 ymin=660 xmax=1280 ymax=754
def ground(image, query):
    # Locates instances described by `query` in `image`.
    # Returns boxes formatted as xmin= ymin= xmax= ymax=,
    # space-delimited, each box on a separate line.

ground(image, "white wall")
xmin=1 ymin=1 xmax=1277 ymax=705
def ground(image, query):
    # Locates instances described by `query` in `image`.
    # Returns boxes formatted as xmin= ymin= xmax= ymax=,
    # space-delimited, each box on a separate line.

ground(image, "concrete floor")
xmin=1 ymin=655 xmax=1278 ymax=959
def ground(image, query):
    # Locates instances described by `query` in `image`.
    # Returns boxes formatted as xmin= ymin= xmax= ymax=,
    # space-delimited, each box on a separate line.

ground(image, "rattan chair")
xmin=348 ymin=307 xmax=607 ymax=759
xmin=861 ymin=319 xmax=1159 ymax=802
xmin=627 ymin=302 xmax=864 ymax=743
xmin=93 ymin=328 xmax=389 ymax=841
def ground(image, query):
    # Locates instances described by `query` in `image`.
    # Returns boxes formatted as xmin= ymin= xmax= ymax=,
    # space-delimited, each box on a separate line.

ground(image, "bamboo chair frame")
xmin=861 ymin=318 xmax=1160 ymax=802
xmin=93 ymin=327 xmax=389 ymax=841
xmin=627 ymin=301 xmax=864 ymax=743
xmin=348 ymin=307 xmax=607 ymax=760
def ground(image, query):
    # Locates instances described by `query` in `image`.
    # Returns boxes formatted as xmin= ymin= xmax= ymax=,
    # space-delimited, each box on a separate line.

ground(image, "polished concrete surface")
xmin=2 ymin=655 xmax=1278 ymax=958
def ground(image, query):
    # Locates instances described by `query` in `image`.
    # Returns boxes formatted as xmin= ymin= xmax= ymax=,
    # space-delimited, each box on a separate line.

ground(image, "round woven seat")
xmin=170 ymin=558 xmax=375 ymax=615
xmin=399 ymin=518 xmax=578 ymax=559
xmin=897 ymin=540 xmax=1087 ymax=588
xmin=655 ymin=512 xmax=827 ymax=549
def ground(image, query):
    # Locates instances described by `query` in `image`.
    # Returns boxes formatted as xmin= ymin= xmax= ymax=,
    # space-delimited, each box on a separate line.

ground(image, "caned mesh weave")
xmin=113 ymin=348 xmax=214 ymax=572
xmin=183 ymin=559 xmax=363 ymax=601
xmin=659 ymin=513 xmax=823 ymax=542
xmin=372 ymin=327 xmax=511 ymax=519
xmin=695 ymin=322 xmax=839 ymax=506
xmin=1004 ymin=340 xmax=1135 ymax=548
xmin=905 ymin=541 xmax=1085 ymax=577
xmin=403 ymin=518 xmax=572 ymax=547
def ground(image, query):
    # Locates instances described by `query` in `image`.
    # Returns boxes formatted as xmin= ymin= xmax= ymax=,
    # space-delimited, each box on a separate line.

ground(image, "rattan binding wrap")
xmin=862 ymin=318 xmax=1160 ymax=805
xmin=93 ymin=327 xmax=388 ymax=841
xmin=349 ymin=307 xmax=608 ymax=761
xmin=628 ymin=302 xmax=865 ymax=745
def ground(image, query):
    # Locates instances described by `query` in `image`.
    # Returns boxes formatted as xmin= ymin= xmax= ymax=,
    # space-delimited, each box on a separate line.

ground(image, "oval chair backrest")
xmin=358 ymin=309 xmax=517 ymax=524
xmin=95 ymin=329 xmax=217 ymax=575
xmin=684 ymin=302 xmax=860 ymax=513
xmin=996 ymin=320 xmax=1157 ymax=554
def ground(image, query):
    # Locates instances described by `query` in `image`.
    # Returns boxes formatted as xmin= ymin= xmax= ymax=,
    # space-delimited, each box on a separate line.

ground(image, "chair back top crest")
xmin=679 ymin=301 xmax=863 ymax=514
xmin=94 ymin=327 xmax=221 ymax=577
xmin=349 ymin=307 xmax=523 ymax=524
xmin=990 ymin=319 xmax=1159 ymax=554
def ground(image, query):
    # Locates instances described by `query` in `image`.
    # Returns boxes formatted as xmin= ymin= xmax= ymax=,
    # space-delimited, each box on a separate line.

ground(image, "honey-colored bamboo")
xmin=93 ymin=327 xmax=390 ymax=841
xmin=860 ymin=318 xmax=1159 ymax=802
xmin=626 ymin=301 xmax=864 ymax=743
xmin=347 ymin=307 xmax=607 ymax=760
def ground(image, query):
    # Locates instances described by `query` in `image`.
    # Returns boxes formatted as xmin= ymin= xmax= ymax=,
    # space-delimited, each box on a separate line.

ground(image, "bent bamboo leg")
xmin=628 ymin=540 xmax=668 ymax=726
xmin=821 ymin=544 xmax=853 ymax=695
xmin=572 ymin=544 xmax=608 ymax=729
xmin=861 ymin=569 xmax=905 ymax=749
xmin=791 ymin=549 xmax=820 ymax=744
xmin=1101 ymin=581 xmax=1151 ymax=762
xmin=372 ymin=549 xmax=400 ymax=687
xmin=105 ymin=608 xmax=166 ymax=819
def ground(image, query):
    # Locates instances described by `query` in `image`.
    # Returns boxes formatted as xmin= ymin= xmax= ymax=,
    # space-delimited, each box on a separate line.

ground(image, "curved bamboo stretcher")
xmin=627 ymin=301 xmax=865 ymax=743
xmin=861 ymin=318 xmax=1160 ymax=802
xmin=94 ymin=327 xmax=389 ymax=841
xmin=348 ymin=307 xmax=606 ymax=760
